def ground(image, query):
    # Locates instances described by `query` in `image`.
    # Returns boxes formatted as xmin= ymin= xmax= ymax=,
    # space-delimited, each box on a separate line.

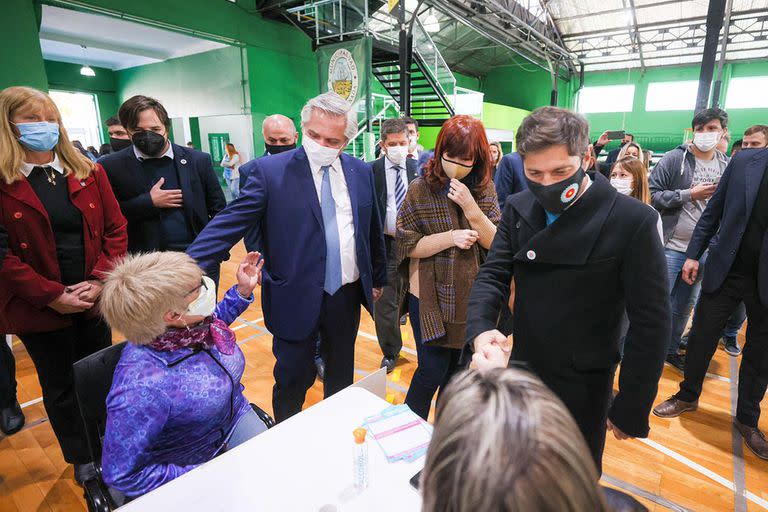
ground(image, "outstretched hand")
xmin=236 ymin=251 xmax=264 ymax=297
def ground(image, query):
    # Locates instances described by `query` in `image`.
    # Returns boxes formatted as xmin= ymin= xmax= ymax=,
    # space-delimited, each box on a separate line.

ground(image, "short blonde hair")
xmin=0 ymin=86 xmax=94 ymax=185
xmin=422 ymin=368 xmax=608 ymax=512
xmin=100 ymin=252 xmax=203 ymax=344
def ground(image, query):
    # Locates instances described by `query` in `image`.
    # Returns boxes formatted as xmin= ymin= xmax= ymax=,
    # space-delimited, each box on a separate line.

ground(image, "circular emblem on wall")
xmin=560 ymin=183 xmax=579 ymax=203
xmin=327 ymin=48 xmax=359 ymax=103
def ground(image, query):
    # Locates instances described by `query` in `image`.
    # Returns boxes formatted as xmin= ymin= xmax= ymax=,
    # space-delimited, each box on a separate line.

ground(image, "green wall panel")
xmin=44 ymin=60 xmax=119 ymax=141
xmin=0 ymin=0 xmax=48 ymax=91
xmin=481 ymin=64 xmax=553 ymax=111
xmin=117 ymin=46 xmax=247 ymax=118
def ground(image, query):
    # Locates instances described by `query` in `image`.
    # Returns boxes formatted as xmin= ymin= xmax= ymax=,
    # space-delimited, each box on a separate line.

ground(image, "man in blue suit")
xmin=654 ymin=147 xmax=768 ymax=460
xmin=493 ymin=151 xmax=527 ymax=209
xmin=188 ymin=92 xmax=387 ymax=421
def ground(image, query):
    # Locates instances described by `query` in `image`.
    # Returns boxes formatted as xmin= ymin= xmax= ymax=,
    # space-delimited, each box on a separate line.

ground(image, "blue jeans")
xmin=225 ymin=408 xmax=267 ymax=451
xmin=666 ymin=249 xmax=706 ymax=356
xmin=404 ymin=294 xmax=461 ymax=420
xmin=226 ymin=177 xmax=240 ymax=200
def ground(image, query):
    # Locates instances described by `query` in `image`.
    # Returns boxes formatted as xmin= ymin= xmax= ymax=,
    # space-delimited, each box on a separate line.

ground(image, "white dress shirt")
xmin=20 ymin=154 xmax=65 ymax=177
xmin=308 ymin=156 xmax=359 ymax=286
xmin=384 ymin=156 xmax=408 ymax=236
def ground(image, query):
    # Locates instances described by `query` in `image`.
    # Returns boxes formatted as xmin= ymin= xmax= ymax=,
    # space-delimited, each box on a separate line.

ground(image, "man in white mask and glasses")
xmin=371 ymin=118 xmax=419 ymax=373
xmin=649 ymin=108 xmax=730 ymax=372
xmin=187 ymin=92 xmax=387 ymax=422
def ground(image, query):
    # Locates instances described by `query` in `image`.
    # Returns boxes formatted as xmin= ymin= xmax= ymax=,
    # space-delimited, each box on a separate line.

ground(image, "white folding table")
xmin=119 ymin=387 xmax=425 ymax=511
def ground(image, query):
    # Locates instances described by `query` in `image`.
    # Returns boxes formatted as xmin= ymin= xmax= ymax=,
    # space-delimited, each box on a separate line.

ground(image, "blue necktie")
xmin=394 ymin=166 xmax=405 ymax=211
xmin=321 ymin=165 xmax=342 ymax=295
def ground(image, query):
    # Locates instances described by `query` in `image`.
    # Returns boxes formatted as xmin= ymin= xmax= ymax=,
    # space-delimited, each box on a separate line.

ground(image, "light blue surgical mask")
xmin=14 ymin=121 xmax=60 ymax=152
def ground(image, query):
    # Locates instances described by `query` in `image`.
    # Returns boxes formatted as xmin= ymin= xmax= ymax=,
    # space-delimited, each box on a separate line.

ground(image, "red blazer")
xmin=0 ymin=164 xmax=128 ymax=334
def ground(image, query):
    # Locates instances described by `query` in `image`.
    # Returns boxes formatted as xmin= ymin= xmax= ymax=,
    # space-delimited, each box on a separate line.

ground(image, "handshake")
xmin=470 ymin=330 xmax=513 ymax=373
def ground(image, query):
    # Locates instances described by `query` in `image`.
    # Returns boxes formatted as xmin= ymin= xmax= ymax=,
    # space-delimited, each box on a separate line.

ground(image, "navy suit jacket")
xmin=237 ymin=155 xmax=267 ymax=251
xmin=371 ymin=156 xmax=418 ymax=225
xmin=686 ymin=148 xmax=768 ymax=305
xmin=99 ymin=144 xmax=226 ymax=253
xmin=187 ymin=147 xmax=387 ymax=340
xmin=494 ymin=152 xmax=527 ymax=209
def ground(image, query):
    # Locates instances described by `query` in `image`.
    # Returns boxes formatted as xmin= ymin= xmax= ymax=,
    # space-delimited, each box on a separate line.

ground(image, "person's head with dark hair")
xmin=689 ymin=107 xmax=729 ymax=155
xmin=402 ymin=116 xmax=420 ymax=155
xmin=105 ymin=115 xmax=130 ymax=150
xmin=118 ymin=95 xmax=171 ymax=158
xmin=423 ymin=115 xmax=493 ymax=194
xmin=515 ymin=107 xmax=592 ymax=214
xmin=731 ymin=138 xmax=743 ymax=156
xmin=622 ymin=133 xmax=634 ymax=146
xmin=742 ymin=125 xmax=768 ymax=149
xmin=378 ymin=118 xmax=409 ymax=167
xmin=186 ymin=141 xmax=194 ymax=148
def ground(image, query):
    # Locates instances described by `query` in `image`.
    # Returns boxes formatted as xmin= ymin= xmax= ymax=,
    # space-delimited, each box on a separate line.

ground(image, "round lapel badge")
xmin=561 ymin=183 xmax=579 ymax=203
xmin=180 ymin=158 xmax=187 ymax=165
xmin=527 ymin=250 xmax=536 ymax=260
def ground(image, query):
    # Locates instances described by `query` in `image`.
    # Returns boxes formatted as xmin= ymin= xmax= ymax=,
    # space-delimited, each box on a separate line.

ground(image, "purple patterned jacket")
xmin=102 ymin=286 xmax=253 ymax=497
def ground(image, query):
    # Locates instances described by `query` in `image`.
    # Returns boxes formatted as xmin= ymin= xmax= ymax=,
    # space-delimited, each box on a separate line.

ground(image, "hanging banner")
xmin=317 ymin=37 xmax=371 ymax=109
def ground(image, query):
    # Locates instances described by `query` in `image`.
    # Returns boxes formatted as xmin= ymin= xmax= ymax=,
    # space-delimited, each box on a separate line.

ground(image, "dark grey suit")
xmin=371 ymin=155 xmax=418 ymax=358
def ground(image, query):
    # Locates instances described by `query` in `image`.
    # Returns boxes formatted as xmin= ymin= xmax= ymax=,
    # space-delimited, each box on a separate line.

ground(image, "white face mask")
xmin=441 ymin=156 xmax=473 ymax=180
xmin=692 ymin=131 xmax=721 ymax=152
xmin=610 ymin=177 xmax=634 ymax=196
xmin=186 ymin=276 xmax=217 ymax=318
xmin=408 ymin=135 xmax=418 ymax=152
xmin=385 ymin=145 xmax=409 ymax=167
xmin=302 ymin=131 xmax=342 ymax=167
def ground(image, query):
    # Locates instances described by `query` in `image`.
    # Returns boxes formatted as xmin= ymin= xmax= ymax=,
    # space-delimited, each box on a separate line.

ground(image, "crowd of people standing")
xmin=0 ymin=82 xmax=766 ymax=510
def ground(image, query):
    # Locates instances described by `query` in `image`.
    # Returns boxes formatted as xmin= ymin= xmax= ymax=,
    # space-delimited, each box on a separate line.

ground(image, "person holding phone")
xmin=649 ymin=108 xmax=730 ymax=371
xmin=396 ymin=115 xmax=500 ymax=420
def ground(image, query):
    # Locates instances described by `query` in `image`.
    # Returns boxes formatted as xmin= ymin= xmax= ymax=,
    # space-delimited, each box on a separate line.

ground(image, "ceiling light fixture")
xmin=79 ymin=45 xmax=95 ymax=77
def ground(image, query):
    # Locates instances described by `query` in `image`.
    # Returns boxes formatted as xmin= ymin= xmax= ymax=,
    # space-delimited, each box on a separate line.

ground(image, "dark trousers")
xmin=374 ymin=236 xmax=402 ymax=358
xmin=271 ymin=281 xmax=362 ymax=422
xmin=17 ymin=315 xmax=112 ymax=464
xmin=676 ymin=272 xmax=768 ymax=427
xmin=0 ymin=335 xmax=18 ymax=408
xmin=404 ymin=294 xmax=461 ymax=420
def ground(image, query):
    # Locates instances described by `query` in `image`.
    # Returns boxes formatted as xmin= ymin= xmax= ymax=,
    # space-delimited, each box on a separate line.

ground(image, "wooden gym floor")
xmin=1 ymin=241 xmax=767 ymax=511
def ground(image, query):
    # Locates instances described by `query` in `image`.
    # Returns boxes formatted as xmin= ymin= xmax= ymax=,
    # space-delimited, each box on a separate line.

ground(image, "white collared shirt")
xmin=384 ymin=156 xmax=408 ymax=236
xmin=308 ymin=155 xmax=359 ymax=285
xmin=133 ymin=142 xmax=174 ymax=161
xmin=20 ymin=154 xmax=65 ymax=178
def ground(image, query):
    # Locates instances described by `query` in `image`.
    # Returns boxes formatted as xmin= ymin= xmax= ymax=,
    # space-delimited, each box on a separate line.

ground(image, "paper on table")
xmin=365 ymin=405 xmax=432 ymax=463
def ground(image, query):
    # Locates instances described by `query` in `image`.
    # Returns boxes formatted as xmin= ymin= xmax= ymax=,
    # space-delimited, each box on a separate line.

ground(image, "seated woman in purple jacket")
xmin=99 ymin=250 xmax=265 ymax=497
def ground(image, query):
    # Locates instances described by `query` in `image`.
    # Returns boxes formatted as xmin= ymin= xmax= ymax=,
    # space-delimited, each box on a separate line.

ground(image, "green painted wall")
xmin=482 ymin=102 xmax=531 ymax=150
xmin=578 ymin=62 xmax=768 ymax=153
xmin=117 ymin=46 xmax=247 ymax=117
xmin=481 ymin=64 xmax=552 ymax=111
xmin=44 ymin=60 xmax=119 ymax=141
xmin=0 ymin=0 xmax=48 ymax=91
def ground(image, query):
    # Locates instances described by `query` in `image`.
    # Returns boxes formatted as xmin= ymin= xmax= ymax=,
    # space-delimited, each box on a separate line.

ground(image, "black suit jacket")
xmin=99 ymin=144 xmax=226 ymax=253
xmin=466 ymin=173 xmax=670 ymax=440
xmin=371 ymin=156 xmax=418 ymax=228
xmin=686 ymin=147 xmax=768 ymax=305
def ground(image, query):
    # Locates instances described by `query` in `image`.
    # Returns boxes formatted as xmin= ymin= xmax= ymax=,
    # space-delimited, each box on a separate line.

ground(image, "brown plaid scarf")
xmin=396 ymin=177 xmax=500 ymax=349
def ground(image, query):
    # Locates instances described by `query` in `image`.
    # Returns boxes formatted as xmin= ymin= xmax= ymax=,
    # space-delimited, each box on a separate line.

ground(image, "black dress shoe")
xmin=665 ymin=353 xmax=685 ymax=372
xmin=380 ymin=355 xmax=397 ymax=374
xmin=0 ymin=401 xmax=25 ymax=436
xmin=74 ymin=462 xmax=97 ymax=486
xmin=315 ymin=358 xmax=325 ymax=382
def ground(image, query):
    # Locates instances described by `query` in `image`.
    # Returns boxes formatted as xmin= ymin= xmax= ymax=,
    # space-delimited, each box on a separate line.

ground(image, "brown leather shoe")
xmin=734 ymin=420 xmax=768 ymax=460
xmin=652 ymin=397 xmax=698 ymax=418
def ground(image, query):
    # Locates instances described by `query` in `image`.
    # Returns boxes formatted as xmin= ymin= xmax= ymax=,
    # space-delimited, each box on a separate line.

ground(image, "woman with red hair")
xmin=396 ymin=115 xmax=501 ymax=419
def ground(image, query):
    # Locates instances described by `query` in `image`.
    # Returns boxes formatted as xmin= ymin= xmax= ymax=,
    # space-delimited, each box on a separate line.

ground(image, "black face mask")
xmin=265 ymin=142 xmax=296 ymax=155
xmin=132 ymin=130 xmax=167 ymax=157
xmin=110 ymin=137 xmax=132 ymax=152
xmin=524 ymin=167 xmax=586 ymax=214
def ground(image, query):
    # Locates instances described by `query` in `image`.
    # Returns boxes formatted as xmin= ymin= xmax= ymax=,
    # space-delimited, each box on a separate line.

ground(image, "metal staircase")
xmin=260 ymin=0 xmax=456 ymax=129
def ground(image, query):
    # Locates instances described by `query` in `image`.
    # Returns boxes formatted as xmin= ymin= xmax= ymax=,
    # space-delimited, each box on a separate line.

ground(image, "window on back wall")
xmin=646 ymin=81 xmax=698 ymax=111
xmin=576 ymin=85 xmax=635 ymax=114
xmin=725 ymin=76 xmax=768 ymax=109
